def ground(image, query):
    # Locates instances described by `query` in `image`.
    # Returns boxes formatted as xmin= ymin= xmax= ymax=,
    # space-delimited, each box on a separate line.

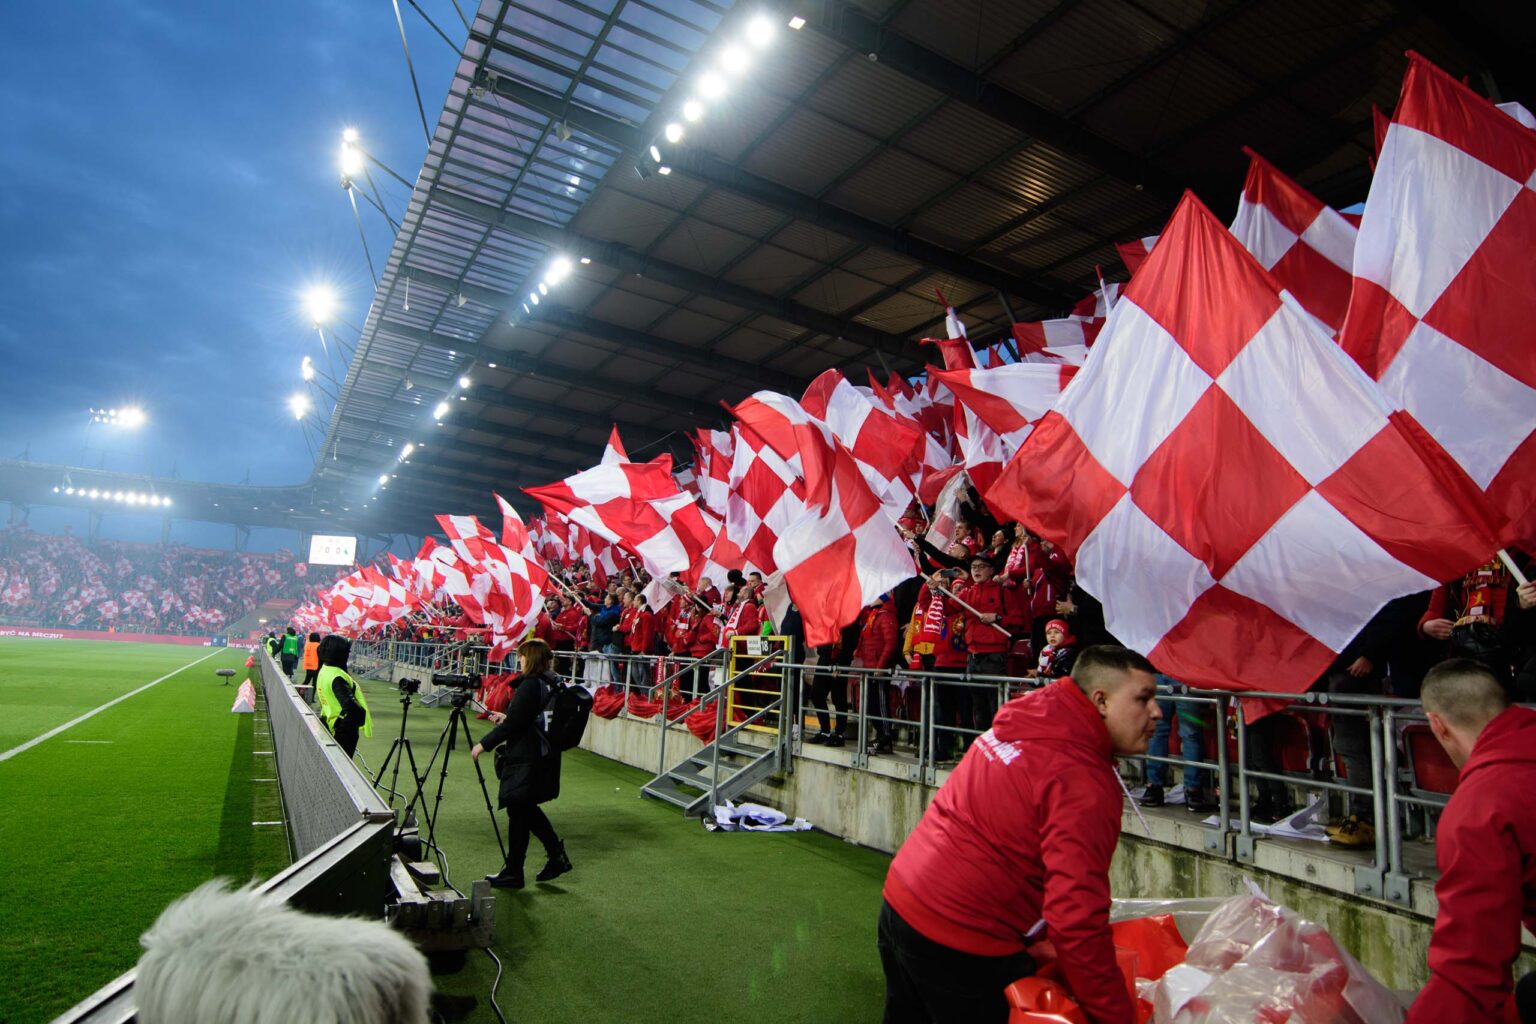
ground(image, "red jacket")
xmin=533 ymin=611 xmax=553 ymax=645
xmin=1408 ymin=706 xmax=1536 ymax=1023
xmin=721 ymin=601 xmax=760 ymax=649
xmin=553 ymin=606 xmax=587 ymax=647
xmin=883 ymin=680 xmax=1134 ymax=1024
xmin=667 ymin=606 xmax=698 ymax=652
xmin=956 ymin=578 xmax=1026 ymax=655
xmin=915 ymin=589 xmax=969 ymax=670
xmin=627 ymin=608 xmax=656 ymax=654
xmin=853 ymin=601 xmax=899 ymax=668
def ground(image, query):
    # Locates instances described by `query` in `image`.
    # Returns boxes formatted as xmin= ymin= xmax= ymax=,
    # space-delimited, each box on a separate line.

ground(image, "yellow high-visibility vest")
xmin=316 ymin=665 xmax=373 ymax=738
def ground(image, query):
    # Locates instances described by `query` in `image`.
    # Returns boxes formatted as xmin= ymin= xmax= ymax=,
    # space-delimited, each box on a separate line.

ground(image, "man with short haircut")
xmin=1406 ymin=658 xmax=1536 ymax=1023
xmin=879 ymin=646 xmax=1159 ymax=1024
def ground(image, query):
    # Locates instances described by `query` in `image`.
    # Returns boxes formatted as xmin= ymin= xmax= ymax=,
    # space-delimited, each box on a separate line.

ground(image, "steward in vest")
xmin=279 ymin=627 xmax=302 ymax=676
xmin=301 ymin=632 xmax=321 ymax=689
xmin=315 ymin=635 xmax=371 ymax=758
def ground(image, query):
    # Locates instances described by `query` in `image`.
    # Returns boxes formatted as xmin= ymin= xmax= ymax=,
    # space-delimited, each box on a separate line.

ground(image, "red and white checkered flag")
xmin=1341 ymin=53 xmax=1536 ymax=544
xmin=989 ymin=190 xmax=1502 ymax=694
xmin=800 ymin=368 xmax=921 ymax=511
xmin=692 ymin=429 xmax=733 ymax=519
xmin=731 ymin=391 xmax=916 ymax=646
xmin=524 ymin=457 xmax=714 ymax=578
xmin=929 ymin=363 xmax=1078 ymax=452
xmin=711 ymin=424 xmax=808 ymax=576
xmin=601 ymin=425 xmax=628 ymax=466
xmin=1229 ymin=148 xmax=1357 ymax=339
xmin=1115 ymin=235 xmax=1159 ymax=275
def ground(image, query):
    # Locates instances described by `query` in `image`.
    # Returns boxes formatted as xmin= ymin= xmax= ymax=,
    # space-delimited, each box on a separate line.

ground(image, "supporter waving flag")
xmin=1340 ymin=53 xmax=1536 ymax=544
xmin=988 ymin=190 xmax=1503 ymax=694
xmin=523 ymin=457 xmax=714 ymax=578
xmin=730 ymin=391 xmax=915 ymax=646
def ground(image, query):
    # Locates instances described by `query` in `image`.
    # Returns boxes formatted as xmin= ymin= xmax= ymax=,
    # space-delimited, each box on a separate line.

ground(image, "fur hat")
xmin=135 ymin=880 xmax=431 ymax=1024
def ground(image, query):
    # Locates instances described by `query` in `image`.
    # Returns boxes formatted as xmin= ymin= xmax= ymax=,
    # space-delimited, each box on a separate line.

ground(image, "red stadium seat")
xmin=1403 ymin=724 xmax=1459 ymax=795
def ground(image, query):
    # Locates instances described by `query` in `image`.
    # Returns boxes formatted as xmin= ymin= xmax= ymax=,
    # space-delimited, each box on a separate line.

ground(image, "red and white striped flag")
xmin=989 ymin=190 xmax=1501 ymax=694
xmin=1341 ymin=54 xmax=1536 ymax=544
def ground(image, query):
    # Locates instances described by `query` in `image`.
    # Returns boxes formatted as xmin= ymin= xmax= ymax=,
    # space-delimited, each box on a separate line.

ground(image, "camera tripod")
xmin=373 ymin=687 xmax=426 ymax=811
xmin=400 ymin=689 xmax=507 ymax=869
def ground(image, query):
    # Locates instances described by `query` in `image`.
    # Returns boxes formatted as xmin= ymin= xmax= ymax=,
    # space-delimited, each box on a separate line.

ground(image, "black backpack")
xmin=538 ymin=674 xmax=593 ymax=753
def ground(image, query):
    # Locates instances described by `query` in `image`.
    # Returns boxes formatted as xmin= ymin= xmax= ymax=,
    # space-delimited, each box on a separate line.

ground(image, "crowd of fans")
xmin=0 ymin=525 xmax=334 ymax=635
xmin=364 ymin=486 xmax=1536 ymax=853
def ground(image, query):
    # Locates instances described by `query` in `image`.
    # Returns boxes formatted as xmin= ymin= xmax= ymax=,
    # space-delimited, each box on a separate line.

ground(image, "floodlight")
xmin=546 ymin=256 xmax=573 ymax=283
xmin=747 ymin=15 xmax=775 ymax=45
xmin=343 ymin=127 xmax=359 ymax=143
xmin=113 ymin=491 xmax=125 ymax=502
xmin=683 ymin=100 xmax=703 ymax=122
xmin=433 ymin=401 xmax=450 ymax=419
xmin=400 ymin=442 xmax=416 ymax=460
xmin=148 ymin=495 xmax=160 ymax=506
xmin=538 ymin=282 xmax=548 ymax=296
xmin=487 ymin=362 xmax=497 ymax=368
xmin=303 ymin=285 xmax=337 ymax=325
xmin=698 ymin=71 xmax=727 ymax=99
xmin=788 ymin=15 xmax=806 ymax=29
xmin=658 ymin=166 xmax=672 ymax=175
xmin=529 ymin=292 xmax=539 ymax=305
xmin=89 ymin=489 xmax=100 ymax=499
xmin=288 ymin=393 xmax=312 ymax=420
xmin=664 ymin=122 xmax=684 ymax=143
xmin=458 ymin=375 xmax=471 ymax=389
xmin=378 ymin=474 xmax=389 ymax=485
xmin=65 ymin=487 xmax=75 ymax=495
xmin=163 ymin=497 xmax=172 ymax=507
xmin=719 ymin=45 xmax=749 ymax=73
xmin=649 ymin=144 xmax=663 ymax=163
xmin=52 ymin=486 xmax=60 ymax=493
xmin=579 ymin=257 xmax=591 ymax=264
xmin=117 ymin=407 xmax=146 ymax=428
xmin=301 ymin=355 xmax=316 ymax=381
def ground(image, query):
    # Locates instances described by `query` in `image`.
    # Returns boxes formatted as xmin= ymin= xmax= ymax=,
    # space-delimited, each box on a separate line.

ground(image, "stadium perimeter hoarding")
xmin=0 ymin=627 xmax=250 ymax=647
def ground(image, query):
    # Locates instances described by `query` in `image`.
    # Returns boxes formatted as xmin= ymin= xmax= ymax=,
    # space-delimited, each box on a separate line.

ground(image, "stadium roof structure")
xmin=314 ymin=0 xmax=1532 ymax=533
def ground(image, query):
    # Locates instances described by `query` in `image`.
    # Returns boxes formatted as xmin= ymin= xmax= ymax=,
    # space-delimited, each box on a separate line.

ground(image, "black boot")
xmin=485 ymin=863 xmax=525 ymax=889
xmin=1140 ymin=784 xmax=1165 ymax=808
xmin=536 ymin=842 xmax=572 ymax=883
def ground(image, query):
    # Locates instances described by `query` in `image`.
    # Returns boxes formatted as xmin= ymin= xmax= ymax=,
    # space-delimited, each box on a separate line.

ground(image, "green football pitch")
xmin=0 ymin=639 xmax=289 ymax=1024
xmin=354 ymin=676 xmax=891 ymax=1024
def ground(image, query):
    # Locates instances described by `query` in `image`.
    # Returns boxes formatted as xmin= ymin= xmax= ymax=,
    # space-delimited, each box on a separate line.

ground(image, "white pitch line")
xmin=0 ymin=650 xmax=225 ymax=763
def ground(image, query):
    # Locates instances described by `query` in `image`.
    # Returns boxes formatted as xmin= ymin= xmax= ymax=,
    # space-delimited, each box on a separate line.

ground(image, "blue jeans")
xmin=1147 ymin=686 xmax=1206 ymax=790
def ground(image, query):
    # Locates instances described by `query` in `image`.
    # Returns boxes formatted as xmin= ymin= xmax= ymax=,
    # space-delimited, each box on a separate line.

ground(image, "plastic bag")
xmin=1147 ymin=893 xmax=1405 ymax=1023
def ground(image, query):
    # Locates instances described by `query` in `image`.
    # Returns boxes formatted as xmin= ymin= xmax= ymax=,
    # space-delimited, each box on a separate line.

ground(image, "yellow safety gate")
xmin=728 ymin=634 xmax=791 ymax=733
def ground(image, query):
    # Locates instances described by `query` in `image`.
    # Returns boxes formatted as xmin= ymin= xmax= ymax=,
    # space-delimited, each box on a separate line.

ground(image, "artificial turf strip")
xmin=0 ymin=640 xmax=291 ymax=1024
xmin=355 ymin=679 xmax=891 ymax=1024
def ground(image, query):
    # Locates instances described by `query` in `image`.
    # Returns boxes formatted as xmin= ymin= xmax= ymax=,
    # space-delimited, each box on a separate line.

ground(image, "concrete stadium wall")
xmin=582 ymin=711 xmax=1536 ymax=991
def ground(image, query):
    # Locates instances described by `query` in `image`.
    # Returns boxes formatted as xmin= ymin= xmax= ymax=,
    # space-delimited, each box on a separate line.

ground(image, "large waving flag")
xmin=930 ymin=363 xmax=1078 ymax=452
xmin=524 ymin=457 xmax=714 ymax=578
xmin=730 ymin=392 xmax=916 ymax=645
xmin=989 ymin=190 xmax=1503 ymax=694
xmin=1341 ymin=53 xmax=1536 ymax=544
xmin=1229 ymin=148 xmax=1357 ymax=338
xmin=712 ymin=425 xmax=808 ymax=577
xmin=800 ymin=368 xmax=922 ymax=511
xmin=601 ymin=425 xmax=628 ymax=466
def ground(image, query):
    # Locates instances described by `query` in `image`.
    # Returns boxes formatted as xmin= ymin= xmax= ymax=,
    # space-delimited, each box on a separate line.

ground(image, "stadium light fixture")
xmin=697 ymin=71 xmax=727 ymax=100
xmin=339 ymin=130 xmax=364 ymax=180
xmin=65 ymin=487 xmax=75 ymax=495
xmin=118 ymin=407 xmax=146 ymax=428
xmin=788 ymin=15 xmax=806 ymax=29
xmin=288 ymin=393 xmax=312 ymax=420
xmin=718 ymin=45 xmax=749 ymax=74
xmin=682 ymin=100 xmax=703 ymax=122
xmin=664 ymin=122 xmax=684 ymax=143
xmin=529 ymin=291 xmax=539 ymax=305
xmin=303 ymin=284 xmax=337 ymax=325
xmin=747 ymin=15 xmax=776 ymax=45
xmin=301 ymin=355 xmax=316 ymax=381
xmin=546 ymin=256 xmax=573 ymax=284
xmin=379 ymin=474 xmax=389 ymax=485
xmin=52 ymin=486 xmax=60 ymax=493
xmin=579 ymin=257 xmax=591 ymax=264
xmin=658 ymin=166 xmax=672 ymax=175
xmin=433 ymin=401 xmax=450 ymax=419
xmin=458 ymin=375 xmax=471 ymax=389
xmin=164 ymin=497 xmax=172 ymax=507
xmin=648 ymin=144 xmax=663 ymax=163
xmin=400 ymin=442 xmax=416 ymax=460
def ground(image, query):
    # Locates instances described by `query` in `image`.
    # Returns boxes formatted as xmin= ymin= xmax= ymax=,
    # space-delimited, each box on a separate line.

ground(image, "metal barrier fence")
xmin=353 ymin=641 xmax=1467 ymax=906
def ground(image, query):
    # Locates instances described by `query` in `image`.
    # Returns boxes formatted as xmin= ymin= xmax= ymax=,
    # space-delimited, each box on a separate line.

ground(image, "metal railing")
xmin=355 ymin=641 xmax=1469 ymax=907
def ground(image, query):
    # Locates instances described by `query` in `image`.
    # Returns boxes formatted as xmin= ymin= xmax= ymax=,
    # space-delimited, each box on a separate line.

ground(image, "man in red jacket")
xmin=624 ymin=596 xmax=657 ymax=696
xmin=1406 ymin=658 xmax=1536 ymax=1023
xmin=880 ymin=646 xmax=1159 ymax=1024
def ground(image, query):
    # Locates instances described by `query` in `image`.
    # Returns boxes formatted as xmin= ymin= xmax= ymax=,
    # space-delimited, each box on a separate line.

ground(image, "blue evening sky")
xmin=0 ymin=1 xmax=466 ymax=547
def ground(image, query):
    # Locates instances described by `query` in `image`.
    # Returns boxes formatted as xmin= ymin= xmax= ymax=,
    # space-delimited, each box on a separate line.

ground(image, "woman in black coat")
xmin=470 ymin=638 xmax=572 ymax=889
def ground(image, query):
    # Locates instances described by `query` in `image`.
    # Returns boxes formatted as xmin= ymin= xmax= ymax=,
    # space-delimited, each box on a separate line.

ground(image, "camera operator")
xmin=470 ymin=637 xmax=573 ymax=890
xmin=315 ymin=634 xmax=372 ymax=758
